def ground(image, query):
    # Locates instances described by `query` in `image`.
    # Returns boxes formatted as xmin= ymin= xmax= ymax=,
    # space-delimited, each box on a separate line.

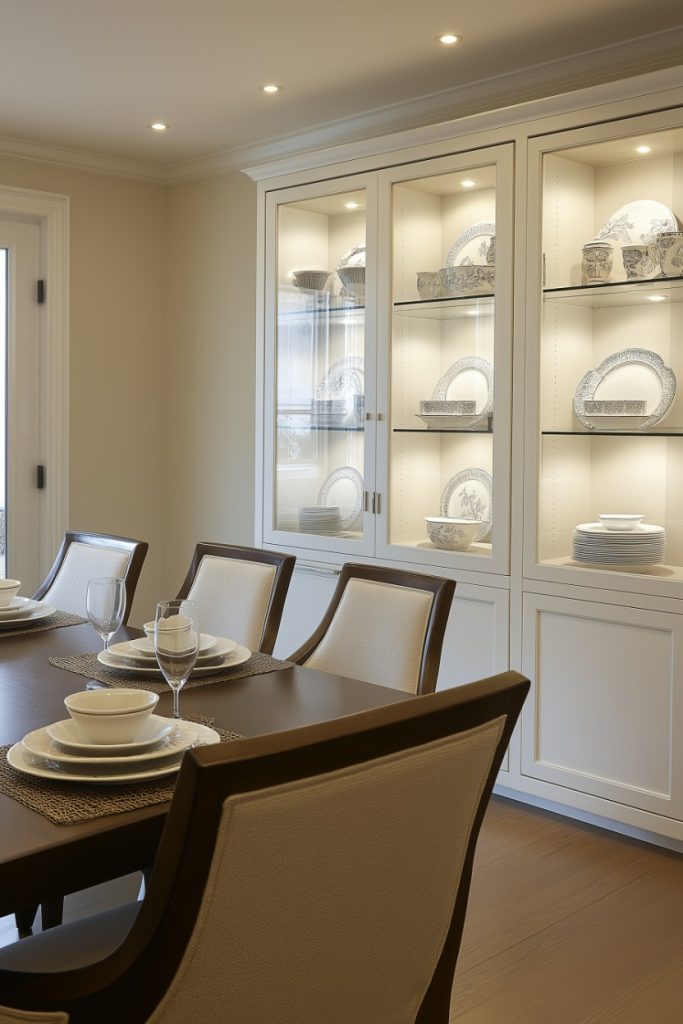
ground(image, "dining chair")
xmin=0 ymin=669 xmax=529 ymax=1024
xmin=289 ymin=562 xmax=456 ymax=694
xmin=175 ymin=542 xmax=295 ymax=654
xmin=0 ymin=1010 xmax=67 ymax=1023
xmin=13 ymin=530 xmax=148 ymax=937
xmin=34 ymin=530 xmax=148 ymax=621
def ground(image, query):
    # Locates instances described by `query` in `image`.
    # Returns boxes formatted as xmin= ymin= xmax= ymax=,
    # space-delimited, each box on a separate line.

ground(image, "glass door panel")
xmin=538 ymin=122 xmax=683 ymax=581
xmin=273 ymin=188 xmax=369 ymax=545
xmin=387 ymin=163 xmax=499 ymax=562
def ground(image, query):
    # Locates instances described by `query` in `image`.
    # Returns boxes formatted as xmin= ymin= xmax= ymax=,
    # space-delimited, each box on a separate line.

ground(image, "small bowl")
xmin=438 ymin=265 xmax=495 ymax=297
xmin=64 ymin=689 xmax=159 ymax=745
xmin=425 ymin=517 xmax=482 ymax=551
xmin=291 ymin=269 xmax=332 ymax=291
xmin=598 ymin=514 xmax=645 ymax=532
xmin=0 ymin=580 xmax=21 ymax=608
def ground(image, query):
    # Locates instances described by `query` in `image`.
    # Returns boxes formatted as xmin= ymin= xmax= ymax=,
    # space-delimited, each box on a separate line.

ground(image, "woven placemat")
xmin=0 ymin=611 xmax=87 ymax=639
xmin=0 ymin=715 xmax=243 ymax=825
xmin=48 ymin=649 xmax=293 ymax=693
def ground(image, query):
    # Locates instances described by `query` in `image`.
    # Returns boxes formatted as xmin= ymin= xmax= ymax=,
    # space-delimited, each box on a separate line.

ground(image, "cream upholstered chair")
xmin=175 ymin=543 xmax=295 ymax=653
xmin=34 ymin=530 xmax=148 ymax=621
xmin=290 ymin=563 xmax=455 ymax=694
xmin=0 ymin=670 xmax=529 ymax=1024
xmin=0 ymin=1010 xmax=67 ymax=1023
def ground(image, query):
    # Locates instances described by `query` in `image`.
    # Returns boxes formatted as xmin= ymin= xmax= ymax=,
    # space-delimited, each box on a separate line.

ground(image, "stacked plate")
xmin=298 ymin=505 xmax=342 ymax=535
xmin=7 ymin=715 xmax=221 ymax=784
xmin=97 ymin=633 xmax=251 ymax=676
xmin=572 ymin=523 xmax=666 ymax=566
xmin=0 ymin=597 xmax=56 ymax=629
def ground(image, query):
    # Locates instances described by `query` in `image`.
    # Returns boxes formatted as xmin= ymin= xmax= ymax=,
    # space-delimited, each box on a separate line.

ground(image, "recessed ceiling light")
xmin=467 ymin=310 xmax=480 ymax=317
xmin=261 ymin=84 xmax=281 ymax=94
xmin=461 ymin=179 xmax=476 ymax=188
xmin=648 ymin=295 xmax=666 ymax=302
xmin=345 ymin=201 xmax=360 ymax=210
xmin=437 ymin=33 xmax=461 ymax=45
xmin=149 ymin=122 xmax=169 ymax=132
xmin=635 ymin=145 xmax=652 ymax=154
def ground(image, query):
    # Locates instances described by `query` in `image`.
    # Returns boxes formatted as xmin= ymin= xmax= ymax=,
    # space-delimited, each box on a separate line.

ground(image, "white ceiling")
xmin=0 ymin=0 xmax=682 ymax=172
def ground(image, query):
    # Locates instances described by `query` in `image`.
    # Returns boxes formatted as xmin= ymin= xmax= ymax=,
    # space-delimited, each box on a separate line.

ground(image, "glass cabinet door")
xmin=533 ymin=116 xmax=683 ymax=589
xmin=264 ymin=178 xmax=376 ymax=553
xmin=377 ymin=146 xmax=513 ymax=573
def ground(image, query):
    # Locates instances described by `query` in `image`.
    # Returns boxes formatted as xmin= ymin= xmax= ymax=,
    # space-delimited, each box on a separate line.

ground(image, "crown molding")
xmin=0 ymin=132 xmax=166 ymax=184
xmin=166 ymin=25 xmax=683 ymax=184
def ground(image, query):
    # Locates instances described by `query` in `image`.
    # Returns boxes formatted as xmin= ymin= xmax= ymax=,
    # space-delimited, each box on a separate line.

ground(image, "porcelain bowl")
xmin=598 ymin=514 xmax=645 ymax=532
xmin=291 ymin=269 xmax=332 ymax=291
xmin=64 ymin=688 xmax=159 ymax=744
xmin=0 ymin=579 xmax=21 ymax=608
xmin=424 ymin=517 xmax=481 ymax=551
xmin=438 ymin=265 xmax=495 ymax=297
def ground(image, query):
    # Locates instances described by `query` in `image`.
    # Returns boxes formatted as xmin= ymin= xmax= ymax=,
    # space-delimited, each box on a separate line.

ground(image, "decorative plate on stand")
xmin=440 ymin=468 xmax=493 ymax=542
xmin=318 ymin=466 xmax=364 ymax=531
xmin=446 ymin=222 xmax=496 ymax=267
xmin=573 ymin=348 xmax=676 ymax=431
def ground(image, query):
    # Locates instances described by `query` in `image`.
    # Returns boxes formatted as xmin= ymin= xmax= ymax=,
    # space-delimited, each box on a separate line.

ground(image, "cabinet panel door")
xmin=272 ymin=563 xmax=339 ymax=660
xmin=521 ymin=591 xmax=683 ymax=818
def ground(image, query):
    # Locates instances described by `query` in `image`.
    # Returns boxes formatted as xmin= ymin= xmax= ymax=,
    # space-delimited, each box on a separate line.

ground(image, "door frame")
xmin=0 ymin=185 xmax=69 ymax=579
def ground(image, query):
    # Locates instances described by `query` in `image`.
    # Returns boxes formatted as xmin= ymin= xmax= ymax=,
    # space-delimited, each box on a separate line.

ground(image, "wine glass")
xmin=86 ymin=577 xmax=126 ymax=651
xmin=154 ymin=599 xmax=199 ymax=720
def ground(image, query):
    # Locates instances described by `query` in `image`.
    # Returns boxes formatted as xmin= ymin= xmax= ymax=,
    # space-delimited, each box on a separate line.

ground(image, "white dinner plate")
xmin=96 ymin=644 xmax=251 ymax=676
xmin=23 ymin=718 xmax=219 ymax=768
xmin=108 ymin=636 xmax=236 ymax=666
xmin=0 ymin=603 xmax=56 ymax=628
xmin=7 ymin=740 xmax=188 ymax=784
xmin=575 ymin=522 xmax=664 ymax=537
xmin=47 ymin=715 xmax=172 ymax=756
xmin=0 ymin=597 xmax=36 ymax=618
xmin=128 ymin=633 xmax=220 ymax=658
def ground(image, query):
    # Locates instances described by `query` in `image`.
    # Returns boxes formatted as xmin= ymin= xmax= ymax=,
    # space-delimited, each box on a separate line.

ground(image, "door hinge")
xmin=36 ymin=465 xmax=45 ymax=490
xmin=37 ymin=280 xmax=45 ymax=304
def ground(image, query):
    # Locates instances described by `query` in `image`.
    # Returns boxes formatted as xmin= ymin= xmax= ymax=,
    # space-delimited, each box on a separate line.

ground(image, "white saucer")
xmin=0 ymin=603 xmax=56 ymax=628
xmin=23 ymin=718 xmax=219 ymax=767
xmin=0 ymin=597 xmax=35 ymax=618
xmin=7 ymin=741 xmax=186 ymax=784
xmin=47 ymin=715 xmax=172 ymax=756
xmin=128 ymin=633 xmax=221 ymax=658
xmin=97 ymin=644 xmax=251 ymax=676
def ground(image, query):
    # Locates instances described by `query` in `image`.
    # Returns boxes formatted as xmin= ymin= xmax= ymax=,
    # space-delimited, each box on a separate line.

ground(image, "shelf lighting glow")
xmin=437 ymin=33 xmax=461 ymax=45
xmin=261 ymin=84 xmax=280 ymax=94
xmin=635 ymin=145 xmax=652 ymax=154
xmin=461 ymin=180 xmax=475 ymax=188
xmin=345 ymin=201 xmax=360 ymax=210
xmin=648 ymin=295 xmax=666 ymax=302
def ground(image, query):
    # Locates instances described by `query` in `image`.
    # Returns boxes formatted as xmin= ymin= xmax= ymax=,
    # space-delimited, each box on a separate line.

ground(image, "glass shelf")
xmin=393 ymin=427 xmax=493 ymax=434
xmin=543 ymin=276 xmax=683 ymax=308
xmin=393 ymin=294 xmax=494 ymax=320
xmin=542 ymin=430 xmax=683 ymax=437
xmin=277 ymin=299 xmax=365 ymax=321
xmin=278 ymin=424 xmax=364 ymax=433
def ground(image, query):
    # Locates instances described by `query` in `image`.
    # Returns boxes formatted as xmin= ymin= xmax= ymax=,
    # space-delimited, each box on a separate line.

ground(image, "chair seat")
xmin=0 ymin=902 xmax=140 ymax=973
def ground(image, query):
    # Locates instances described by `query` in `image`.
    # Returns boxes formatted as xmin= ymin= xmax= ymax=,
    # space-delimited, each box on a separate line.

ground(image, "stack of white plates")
xmin=7 ymin=715 xmax=221 ymax=784
xmin=298 ymin=505 xmax=342 ymax=535
xmin=0 ymin=597 xmax=56 ymax=629
xmin=97 ymin=634 xmax=251 ymax=676
xmin=572 ymin=523 xmax=666 ymax=565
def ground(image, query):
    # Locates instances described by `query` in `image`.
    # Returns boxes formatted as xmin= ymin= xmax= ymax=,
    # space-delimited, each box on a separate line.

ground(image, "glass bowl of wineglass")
xmin=86 ymin=577 xmax=126 ymax=651
xmin=154 ymin=599 xmax=199 ymax=720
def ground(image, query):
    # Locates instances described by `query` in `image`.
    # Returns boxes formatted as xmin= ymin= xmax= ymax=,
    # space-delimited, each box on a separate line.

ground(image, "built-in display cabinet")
xmin=255 ymin=79 xmax=683 ymax=847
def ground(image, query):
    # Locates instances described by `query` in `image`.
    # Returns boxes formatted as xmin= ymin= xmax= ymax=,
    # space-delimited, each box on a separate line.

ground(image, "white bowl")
xmin=64 ymin=689 xmax=159 ymax=744
xmin=425 ymin=517 xmax=482 ymax=551
xmin=598 ymin=514 xmax=645 ymax=532
xmin=291 ymin=269 xmax=332 ymax=291
xmin=0 ymin=580 xmax=21 ymax=608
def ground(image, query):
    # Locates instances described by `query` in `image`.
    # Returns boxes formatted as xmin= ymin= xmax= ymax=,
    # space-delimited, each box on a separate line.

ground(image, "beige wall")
xmin=166 ymin=171 xmax=257 ymax=590
xmin=0 ymin=157 xmax=168 ymax=621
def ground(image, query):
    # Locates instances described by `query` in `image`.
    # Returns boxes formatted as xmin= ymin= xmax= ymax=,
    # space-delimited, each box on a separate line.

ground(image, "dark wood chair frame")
xmin=175 ymin=542 xmax=296 ymax=655
xmin=289 ymin=562 xmax=456 ymax=694
xmin=33 ymin=530 xmax=149 ymax=626
xmin=0 ymin=670 xmax=529 ymax=1024
xmin=15 ymin=530 xmax=148 ymax=936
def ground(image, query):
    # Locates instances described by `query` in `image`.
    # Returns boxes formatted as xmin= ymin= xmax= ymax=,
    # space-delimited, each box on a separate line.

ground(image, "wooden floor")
xmin=451 ymin=796 xmax=683 ymax=1023
xmin=1 ymin=797 xmax=682 ymax=1022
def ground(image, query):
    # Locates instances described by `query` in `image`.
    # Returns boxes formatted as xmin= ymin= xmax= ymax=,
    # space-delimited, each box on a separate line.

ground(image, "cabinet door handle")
xmin=375 ymin=493 xmax=382 ymax=514
xmin=296 ymin=563 xmax=341 ymax=578
xmin=365 ymin=411 xmax=373 ymax=421
xmin=376 ymin=412 xmax=385 ymax=422
xmin=363 ymin=490 xmax=370 ymax=512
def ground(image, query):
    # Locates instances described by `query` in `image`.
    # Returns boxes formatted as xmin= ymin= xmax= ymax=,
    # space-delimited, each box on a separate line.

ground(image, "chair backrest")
xmin=33 ymin=531 xmax=148 ymax=621
xmin=175 ymin=543 xmax=295 ymax=653
xmin=0 ymin=1009 xmax=68 ymax=1023
xmin=1 ymin=671 xmax=527 ymax=1024
xmin=290 ymin=563 xmax=455 ymax=694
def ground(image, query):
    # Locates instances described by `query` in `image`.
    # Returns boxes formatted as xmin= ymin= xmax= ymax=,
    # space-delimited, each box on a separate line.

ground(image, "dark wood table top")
xmin=0 ymin=623 xmax=413 ymax=916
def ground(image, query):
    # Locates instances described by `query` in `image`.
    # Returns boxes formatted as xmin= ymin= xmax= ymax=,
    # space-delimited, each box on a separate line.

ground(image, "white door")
xmin=0 ymin=217 xmax=42 ymax=591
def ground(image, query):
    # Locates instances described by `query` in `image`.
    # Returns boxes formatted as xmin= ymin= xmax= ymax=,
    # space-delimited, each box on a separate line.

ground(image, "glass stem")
xmin=103 ymin=635 xmax=109 ymax=651
xmin=172 ymin=686 xmax=181 ymax=720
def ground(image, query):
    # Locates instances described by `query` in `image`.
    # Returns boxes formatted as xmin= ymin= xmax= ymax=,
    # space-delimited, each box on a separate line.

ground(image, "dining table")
xmin=0 ymin=621 xmax=414 ymax=919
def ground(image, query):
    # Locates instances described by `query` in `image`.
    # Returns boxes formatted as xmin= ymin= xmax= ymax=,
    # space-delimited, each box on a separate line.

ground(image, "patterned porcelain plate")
xmin=440 ymin=468 xmax=493 ymax=542
xmin=592 ymin=200 xmax=679 ymax=248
